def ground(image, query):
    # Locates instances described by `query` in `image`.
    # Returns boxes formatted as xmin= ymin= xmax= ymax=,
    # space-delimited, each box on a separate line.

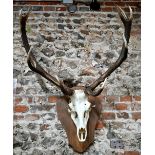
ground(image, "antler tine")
xmin=85 ymin=6 xmax=133 ymax=96
xmin=117 ymin=5 xmax=133 ymax=43
xmin=19 ymin=7 xmax=31 ymax=53
xmin=116 ymin=5 xmax=128 ymax=21
xmin=85 ymin=78 xmax=107 ymax=96
xmin=129 ymin=6 xmax=133 ymax=20
xmin=19 ymin=6 xmax=73 ymax=96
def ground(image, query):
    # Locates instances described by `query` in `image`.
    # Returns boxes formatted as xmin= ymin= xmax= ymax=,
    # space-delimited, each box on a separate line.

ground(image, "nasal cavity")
xmin=79 ymin=128 xmax=86 ymax=140
xmin=79 ymin=128 xmax=86 ymax=132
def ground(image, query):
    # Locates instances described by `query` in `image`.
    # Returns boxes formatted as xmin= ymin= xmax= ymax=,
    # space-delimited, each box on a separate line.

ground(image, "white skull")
xmin=68 ymin=90 xmax=91 ymax=142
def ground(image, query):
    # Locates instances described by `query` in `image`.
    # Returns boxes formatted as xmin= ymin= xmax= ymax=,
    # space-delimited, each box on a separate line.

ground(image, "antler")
xmin=85 ymin=6 xmax=133 ymax=96
xmin=19 ymin=6 xmax=73 ymax=96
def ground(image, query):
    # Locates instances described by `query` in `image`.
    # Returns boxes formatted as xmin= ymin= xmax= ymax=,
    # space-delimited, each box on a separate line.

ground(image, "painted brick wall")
xmin=13 ymin=1 xmax=141 ymax=154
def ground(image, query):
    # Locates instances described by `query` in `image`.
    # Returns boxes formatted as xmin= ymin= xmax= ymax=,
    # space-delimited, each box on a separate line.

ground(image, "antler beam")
xmin=85 ymin=6 xmax=133 ymax=96
xmin=19 ymin=7 xmax=73 ymax=96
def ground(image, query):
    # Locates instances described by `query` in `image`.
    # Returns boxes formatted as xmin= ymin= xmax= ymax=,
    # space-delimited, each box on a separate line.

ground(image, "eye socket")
xmin=68 ymin=109 xmax=78 ymax=118
xmin=73 ymin=111 xmax=78 ymax=118
xmin=84 ymin=107 xmax=91 ymax=118
xmin=84 ymin=111 xmax=87 ymax=118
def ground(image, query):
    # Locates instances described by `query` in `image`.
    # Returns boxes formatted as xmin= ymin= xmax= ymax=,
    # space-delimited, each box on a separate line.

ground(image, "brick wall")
xmin=14 ymin=95 xmax=141 ymax=154
xmin=13 ymin=0 xmax=141 ymax=12
xmin=13 ymin=0 xmax=141 ymax=154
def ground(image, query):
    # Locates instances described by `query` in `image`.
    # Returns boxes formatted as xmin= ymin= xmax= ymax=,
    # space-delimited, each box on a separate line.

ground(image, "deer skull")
xmin=68 ymin=90 xmax=91 ymax=142
xmin=19 ymin=5 xmax=133 ymax=152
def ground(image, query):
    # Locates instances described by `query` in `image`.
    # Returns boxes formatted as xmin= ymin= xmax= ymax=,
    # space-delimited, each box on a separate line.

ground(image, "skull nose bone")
xmin=79 ymin=128 xmax=86 ymax=140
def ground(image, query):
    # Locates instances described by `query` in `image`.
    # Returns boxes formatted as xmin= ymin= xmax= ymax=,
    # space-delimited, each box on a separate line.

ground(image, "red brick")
xmin=104 ymin=2 xmax=114 ymax=6
xmin=117 ymin=112 xmax=129 ymax=119
xmin=14 ymin=105 xmax=29 ymax=113
xmin=13 ymin=1 xmax=24 ymax=5
xmin=101 ymin=7 xmax=113 ymax=12
xmin=113 ymin=7 xmax=118 ymax=12
xmin=48 ymin=96 xmax=59 ymax=103
xmin=106 ymin=96 xmax=119 ymax=104
xmin=49 ymin=1 xmax=60 ymax=5
xmin=126 ymin=2 xmax=141 ymax=7
xmin=95 ymin=120 xmax=106 ymax=129
xmin=26 ymin=2 xmax=40 ymax=5
xmin=28 ymin=97 xmax=33 ymax=103
xmin=14 ymin=97 xmax=22 ymax=105
xmin=132 ymin=112 xmax=141 ymax=120
xmin=120 ymin=96 xmax=132 ymax=102
xmin=56 ymin=7 xmax=67 ymax=11
xmin=103 ymin=112 xmax=115 ymax=120
xmin=124 ymin=151 xmax=140 ymax=155
xmin=115 ymin=2 xmax=126 ymax=6
xmin=115 ymin=103 xmax=127 ymax=110
xmin=99 ymin=2 xmax=104 ymax=5
xmin=40 ymin=1 xmax=60 ymax=5
xmin=133 ymin=96 xmax=141 ymax=101
xmin=105 ymin=2 xmax=125 ymax=6
xmin=25 ymin=114 xmax=40 ymax=121
xmin=44 ymin=6 xmax=55 ymax=11
xmin=13 ymin=1 xmax=61 ymax=5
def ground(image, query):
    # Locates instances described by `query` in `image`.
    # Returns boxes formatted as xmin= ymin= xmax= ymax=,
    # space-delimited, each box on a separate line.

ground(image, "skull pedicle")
xmin=68 ymin=90 xmax=91 ymax=142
